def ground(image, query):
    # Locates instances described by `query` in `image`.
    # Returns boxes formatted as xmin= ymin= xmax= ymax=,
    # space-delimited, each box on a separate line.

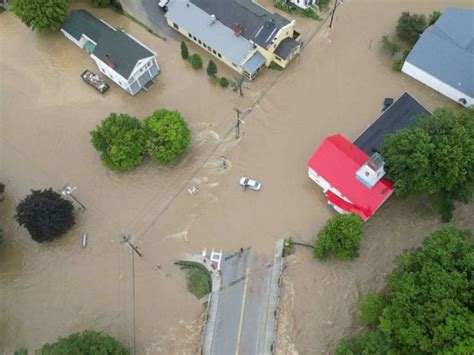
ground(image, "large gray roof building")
xmin=165 ymin=0 xmax=301 ymax=79
xmin=402 ymin=7 xmax=474 ymax=107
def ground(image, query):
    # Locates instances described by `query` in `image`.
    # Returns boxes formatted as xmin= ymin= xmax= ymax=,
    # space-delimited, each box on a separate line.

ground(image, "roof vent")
xmin=211 ymin=14 xmax=216 ymax=25
xmin=105 ymin=54 xmax=115 ymax=69
xmin=355 ymin=153 xmax=386 ymax=189
xmin=234 ymin=23 xmax=241 ymax=37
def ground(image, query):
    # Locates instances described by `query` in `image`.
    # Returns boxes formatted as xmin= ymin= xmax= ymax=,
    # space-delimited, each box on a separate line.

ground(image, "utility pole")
xmin=329 ymin=0 xmax=338 ymax=28
xmin=60 ymin=184 xmax=86 ymax=210
xmin=121 ymin=234 xmax=143 ymax=257
xmin=234 ymin=108 xmax=242 ymax=139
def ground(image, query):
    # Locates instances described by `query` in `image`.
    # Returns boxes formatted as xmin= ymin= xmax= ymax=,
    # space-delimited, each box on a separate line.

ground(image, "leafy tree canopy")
xmin=314 ymin=214 xmax=363 ymax=261
xmin=188 ymin=54 xmax=202 ymax=69
xmin=335 ymin=330 xmax=390 ymax=355
xmin=207 ymin=59 xmax=218 ymax=77
xmin=395 ymin=11 xmax=428 ymax=45
xmin=379 ymin=225 xmax=474 ymax=354
xmin=11 ymin=0 xmax=67 ymax=32
xmin=180 ymin=41 xmax=189 ymax=60
xmin=381 ymin=107 xmax=474 ymax=220
xmin=358 ymin=293 xmax=385 ymax=326
xmin=15 ymin=188 xmax=75 ymax=242
xmin=37 ymin=330 xmax=129 ymax=355
xmin=144 ymin=109 xmax=191 ymax=165
xmin=90 ymin=113 xmax=146 ymax=172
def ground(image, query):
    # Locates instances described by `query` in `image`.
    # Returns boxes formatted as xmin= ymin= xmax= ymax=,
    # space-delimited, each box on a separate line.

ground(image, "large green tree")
xmin=382 ymin=107 xmax=474 ymax=221
xmin=15 ymin=188 xmax=75 ymax=242
xmin=336 ymin=225 xmax=474 ymax=354
xmin=314 ymin=214 xmax=363 ymax=261
xmin=90 ymin=113 xmax=146 ymax=172
xmin=10 ymin=0 xmax=67 ymax=32
xmin=37 ymin=330 xmax=129 ymax=354
xmin=395 ymin=11 xmax=428 ymax=45
xmin=144 ymin=109 xmax=191 ymax=165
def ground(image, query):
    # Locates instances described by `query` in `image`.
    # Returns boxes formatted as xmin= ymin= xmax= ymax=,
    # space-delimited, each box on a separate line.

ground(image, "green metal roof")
xmin=62 ymin=10 xmax=155 ymax=79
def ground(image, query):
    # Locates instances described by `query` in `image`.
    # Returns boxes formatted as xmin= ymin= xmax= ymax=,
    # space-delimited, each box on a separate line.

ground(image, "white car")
xmin=240 ymin=177 xmax=262 ymax=191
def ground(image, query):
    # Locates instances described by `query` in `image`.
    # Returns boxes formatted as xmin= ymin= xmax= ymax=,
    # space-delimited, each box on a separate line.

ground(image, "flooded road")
xmin=1 ymin=0 xmax=473 ymax=354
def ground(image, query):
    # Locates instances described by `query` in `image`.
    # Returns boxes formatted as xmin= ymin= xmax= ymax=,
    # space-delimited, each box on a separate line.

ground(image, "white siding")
xmin=91 ymin=55 xmax=130 ymax=90
xmin=61 ymin=30 xmax=82 ymax=48
xmin=402 ymin=61 xmax=473 ymax=107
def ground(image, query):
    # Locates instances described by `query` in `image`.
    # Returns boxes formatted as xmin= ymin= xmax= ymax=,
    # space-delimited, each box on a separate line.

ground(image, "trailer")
xmin=80 ymin=69 xmax=110 ymax=94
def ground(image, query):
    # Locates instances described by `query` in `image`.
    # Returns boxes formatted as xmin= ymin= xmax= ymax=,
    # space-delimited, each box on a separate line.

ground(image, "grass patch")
xmin=317 ymin=0 xmax=330 ymax=12
xmin=176 ymin=261 xmax=211 ymax=299
xmin=269 ymin=62 xmax=284 ymax=71
xmin=283 ymin=237 xmax=295 ymax=257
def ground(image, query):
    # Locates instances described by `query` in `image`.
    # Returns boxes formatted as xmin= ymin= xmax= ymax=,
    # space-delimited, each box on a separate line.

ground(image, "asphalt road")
xmin=211 ymin=249 xmax=274 ymax=354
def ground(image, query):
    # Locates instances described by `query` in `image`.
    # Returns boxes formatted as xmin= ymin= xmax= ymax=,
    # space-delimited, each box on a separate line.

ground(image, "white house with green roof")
xmin=61 ymin=10 xmax=160 ymax=95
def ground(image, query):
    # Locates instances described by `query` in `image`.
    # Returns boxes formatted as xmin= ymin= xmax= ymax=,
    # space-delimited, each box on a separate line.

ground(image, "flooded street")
xmin=1 ymin=0 xmax=473 ymax=354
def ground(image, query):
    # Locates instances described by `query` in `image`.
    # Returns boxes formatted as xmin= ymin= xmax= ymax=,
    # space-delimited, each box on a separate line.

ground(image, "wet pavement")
xmin=1 ymin=0 xmax=473 ymax=354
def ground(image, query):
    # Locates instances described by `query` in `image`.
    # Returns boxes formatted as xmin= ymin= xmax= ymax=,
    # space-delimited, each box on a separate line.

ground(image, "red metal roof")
xmin=307 ymin=134 xmax=393 ymax=220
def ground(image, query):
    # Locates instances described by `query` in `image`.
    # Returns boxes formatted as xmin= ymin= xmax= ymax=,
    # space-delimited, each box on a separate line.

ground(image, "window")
xmin=213 ymin=50 xmax=217 ymax=55
xmin=193 ymin=36 xmax=196 ymax=41
xmin=188 ymin=33 xmax=192 ymax=38
xmin=232 ymin=63 xmax=237 ymax=67
xmin=173 ymin=23 xmax=179 ymax=30
xmin=218 ymin=53 xmax=222 ymax=58
xmin=198 ymin=39 xmax=202 ymax=45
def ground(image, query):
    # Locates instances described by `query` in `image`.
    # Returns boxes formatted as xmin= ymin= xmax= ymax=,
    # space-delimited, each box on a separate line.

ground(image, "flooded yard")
xmin=1 ymin=0 xmax=472 ymax=354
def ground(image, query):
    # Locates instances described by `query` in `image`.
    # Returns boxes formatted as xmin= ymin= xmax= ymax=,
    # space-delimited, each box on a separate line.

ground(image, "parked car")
xmin=239 ymin=177 xmax=262 ymax=191
xmin=81 ymin=69 xmax=109 ymax=94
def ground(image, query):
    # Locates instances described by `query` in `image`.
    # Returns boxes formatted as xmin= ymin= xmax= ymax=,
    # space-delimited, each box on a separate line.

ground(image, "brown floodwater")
xmin=1 ymin=0 xmax=472 ymax=354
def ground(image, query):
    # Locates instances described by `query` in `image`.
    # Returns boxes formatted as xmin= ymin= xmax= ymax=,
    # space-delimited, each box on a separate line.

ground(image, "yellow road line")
xmin=235 ymin=261 xmax=251 ymax=355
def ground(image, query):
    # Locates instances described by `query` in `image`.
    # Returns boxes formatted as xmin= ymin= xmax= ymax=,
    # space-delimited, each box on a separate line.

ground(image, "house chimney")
xmin=105 ymin=54 xmax=115 ymax=69
xmin=234 ymin=23 xmax=241 ymax=37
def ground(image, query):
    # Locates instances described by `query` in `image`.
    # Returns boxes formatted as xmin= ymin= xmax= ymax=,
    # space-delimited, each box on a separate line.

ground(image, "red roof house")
xmin=307 ymin=134 xmax=393 ymax=221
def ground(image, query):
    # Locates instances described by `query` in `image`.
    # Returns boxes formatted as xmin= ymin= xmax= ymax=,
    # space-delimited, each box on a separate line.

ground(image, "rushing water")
xmin=1 ymin=0 xmax=473 ymax=354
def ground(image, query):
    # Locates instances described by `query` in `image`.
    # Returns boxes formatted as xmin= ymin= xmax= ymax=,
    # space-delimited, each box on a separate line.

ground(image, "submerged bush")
xmin=188 ymin=53 xmax=203 ymax=69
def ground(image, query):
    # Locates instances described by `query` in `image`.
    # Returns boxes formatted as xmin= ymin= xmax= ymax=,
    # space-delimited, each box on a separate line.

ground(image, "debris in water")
xmin=188 ymin=185 xmax=199 ymax=195
xmin=81 ymin=232 xmax=88 ymax=248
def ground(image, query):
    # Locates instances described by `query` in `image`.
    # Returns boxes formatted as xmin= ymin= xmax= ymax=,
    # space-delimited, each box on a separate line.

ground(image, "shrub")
xmin=269 ymin=62 xmax=283 ymax=71
xmin=336 ymin=331 xmax=389 ymax=355
xmin=176 ymin=261 xmax=211 ymax=299
xmin=380 ymin=35 xmax=401 ymax=56
xmin=90 ymin=113 xmax=146 ymax=172
xmin=144 ymin=109 xmax=191 ymax=165
xmin=188 ymin=53 xmax=202 ymax=69
xmin=14 ymin=348 xmax=28 ymax=355
xmin=358 ymin=293 xmax=385 ymax=326
xmin=15 ymin=189 xmax=75 ymax=243
xmin=180 ymin=41 xmax=189 ymax=60
xmin=38 ymin=330 xmax=129 ymax=354
xmin=392 ymin=58 xmax=404 ymax=72
xmin=89 ymin=0 xmax=110 ymax=7
xmin=10 ymin=0 xmax=67 ymax=32
xmin=395 ymin=12 xmax=427 ymax=45
xmin=313 ymin=214 xmax=363 ymax=261
xmin=206 ymin=59 xmax=218 ymax=77
xmin=219 ymin=77 xmax=229 ymax=88
xmin=429 ymin=10 xmax=442 ymax=25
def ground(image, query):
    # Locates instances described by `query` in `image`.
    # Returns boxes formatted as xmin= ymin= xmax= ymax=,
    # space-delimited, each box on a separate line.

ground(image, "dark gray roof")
xmin=353 ymin=93 xmax=430 ymax=155
xmin=93 ymin=30 xmax=154 ymax=78
xmin=190 ymin=0 xmax=290 ymax=48
xmin=62 ymin=10 xmax=154 ymax=79
xmin=275 ymin=38 xmax=300 ymax=60
xmin=61 ymin=9 xmax=113 ymax=42
xmin=404 ymin=7 xmax=474 ymax=97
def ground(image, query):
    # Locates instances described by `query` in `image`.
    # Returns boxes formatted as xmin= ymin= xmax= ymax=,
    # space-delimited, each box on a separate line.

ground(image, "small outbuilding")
xmin=402 ymin=8 xmax=474 ymax=107
xmin=61 ymin=10 xmax=160 ymax=95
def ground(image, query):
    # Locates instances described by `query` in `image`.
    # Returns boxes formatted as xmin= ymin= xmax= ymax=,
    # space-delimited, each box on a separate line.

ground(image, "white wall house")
xmin=289 ymin=0 xmax=318 ymax=11
xmin=61 ymin=10 xmax=160 ymax=95
xmin=402 ymin=8 xmax=474 ymax=107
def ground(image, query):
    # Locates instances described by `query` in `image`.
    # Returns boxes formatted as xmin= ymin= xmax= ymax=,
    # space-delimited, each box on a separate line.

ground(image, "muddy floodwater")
xmin=1 ymin=0 xmax=473 ymax=354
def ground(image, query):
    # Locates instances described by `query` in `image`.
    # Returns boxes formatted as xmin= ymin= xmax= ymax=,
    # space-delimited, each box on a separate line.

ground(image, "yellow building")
xmin=165 ymin=0 xmax=301 ymax=80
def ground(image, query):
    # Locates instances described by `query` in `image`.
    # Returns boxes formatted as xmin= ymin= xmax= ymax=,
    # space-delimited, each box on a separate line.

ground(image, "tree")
xmin=395 ymin=11 xmax=428 ymax=45
xmin=380 ymin=35 xmax=401 ymax=56
xmin=358 ymin=293 xmax=385 ymax=326
xmin=38 ymin=330 xmax=129 ymax=354
xmin=206 ymin=59 xmax=218 ymax=77
xmin=15 ymin=189 xmax=75 ymax=243
xmin=188 ymin=53 xmax=202 ymax=69
xmin=219 ymin=77 xmax=230 ymax=88
xmin=429 ymin=10 xmax=442 ymax=25
xmin=10 ymin=0 xmax=67 ymax=32
xmin=381 ymin=107 xmax=474 ymax=221
xmin=378 ymin=226 xmax=474 ymax=354
xmin=231 ymin=74 xmax=248 ymax=97
xmin=180 ymin=41 xmax=189 ymax=60
xmin=90 ymin=113 xmax=146 ymax=172
xmin=143 ymin=109 xmax=191 ymax=165
xmin=335 ymin=330 xmax=390 ymax=355
xmin=313 ymin=214 xmax=363 ymax=261
xmin=337 ymin=226 xmax=474 ymax=354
